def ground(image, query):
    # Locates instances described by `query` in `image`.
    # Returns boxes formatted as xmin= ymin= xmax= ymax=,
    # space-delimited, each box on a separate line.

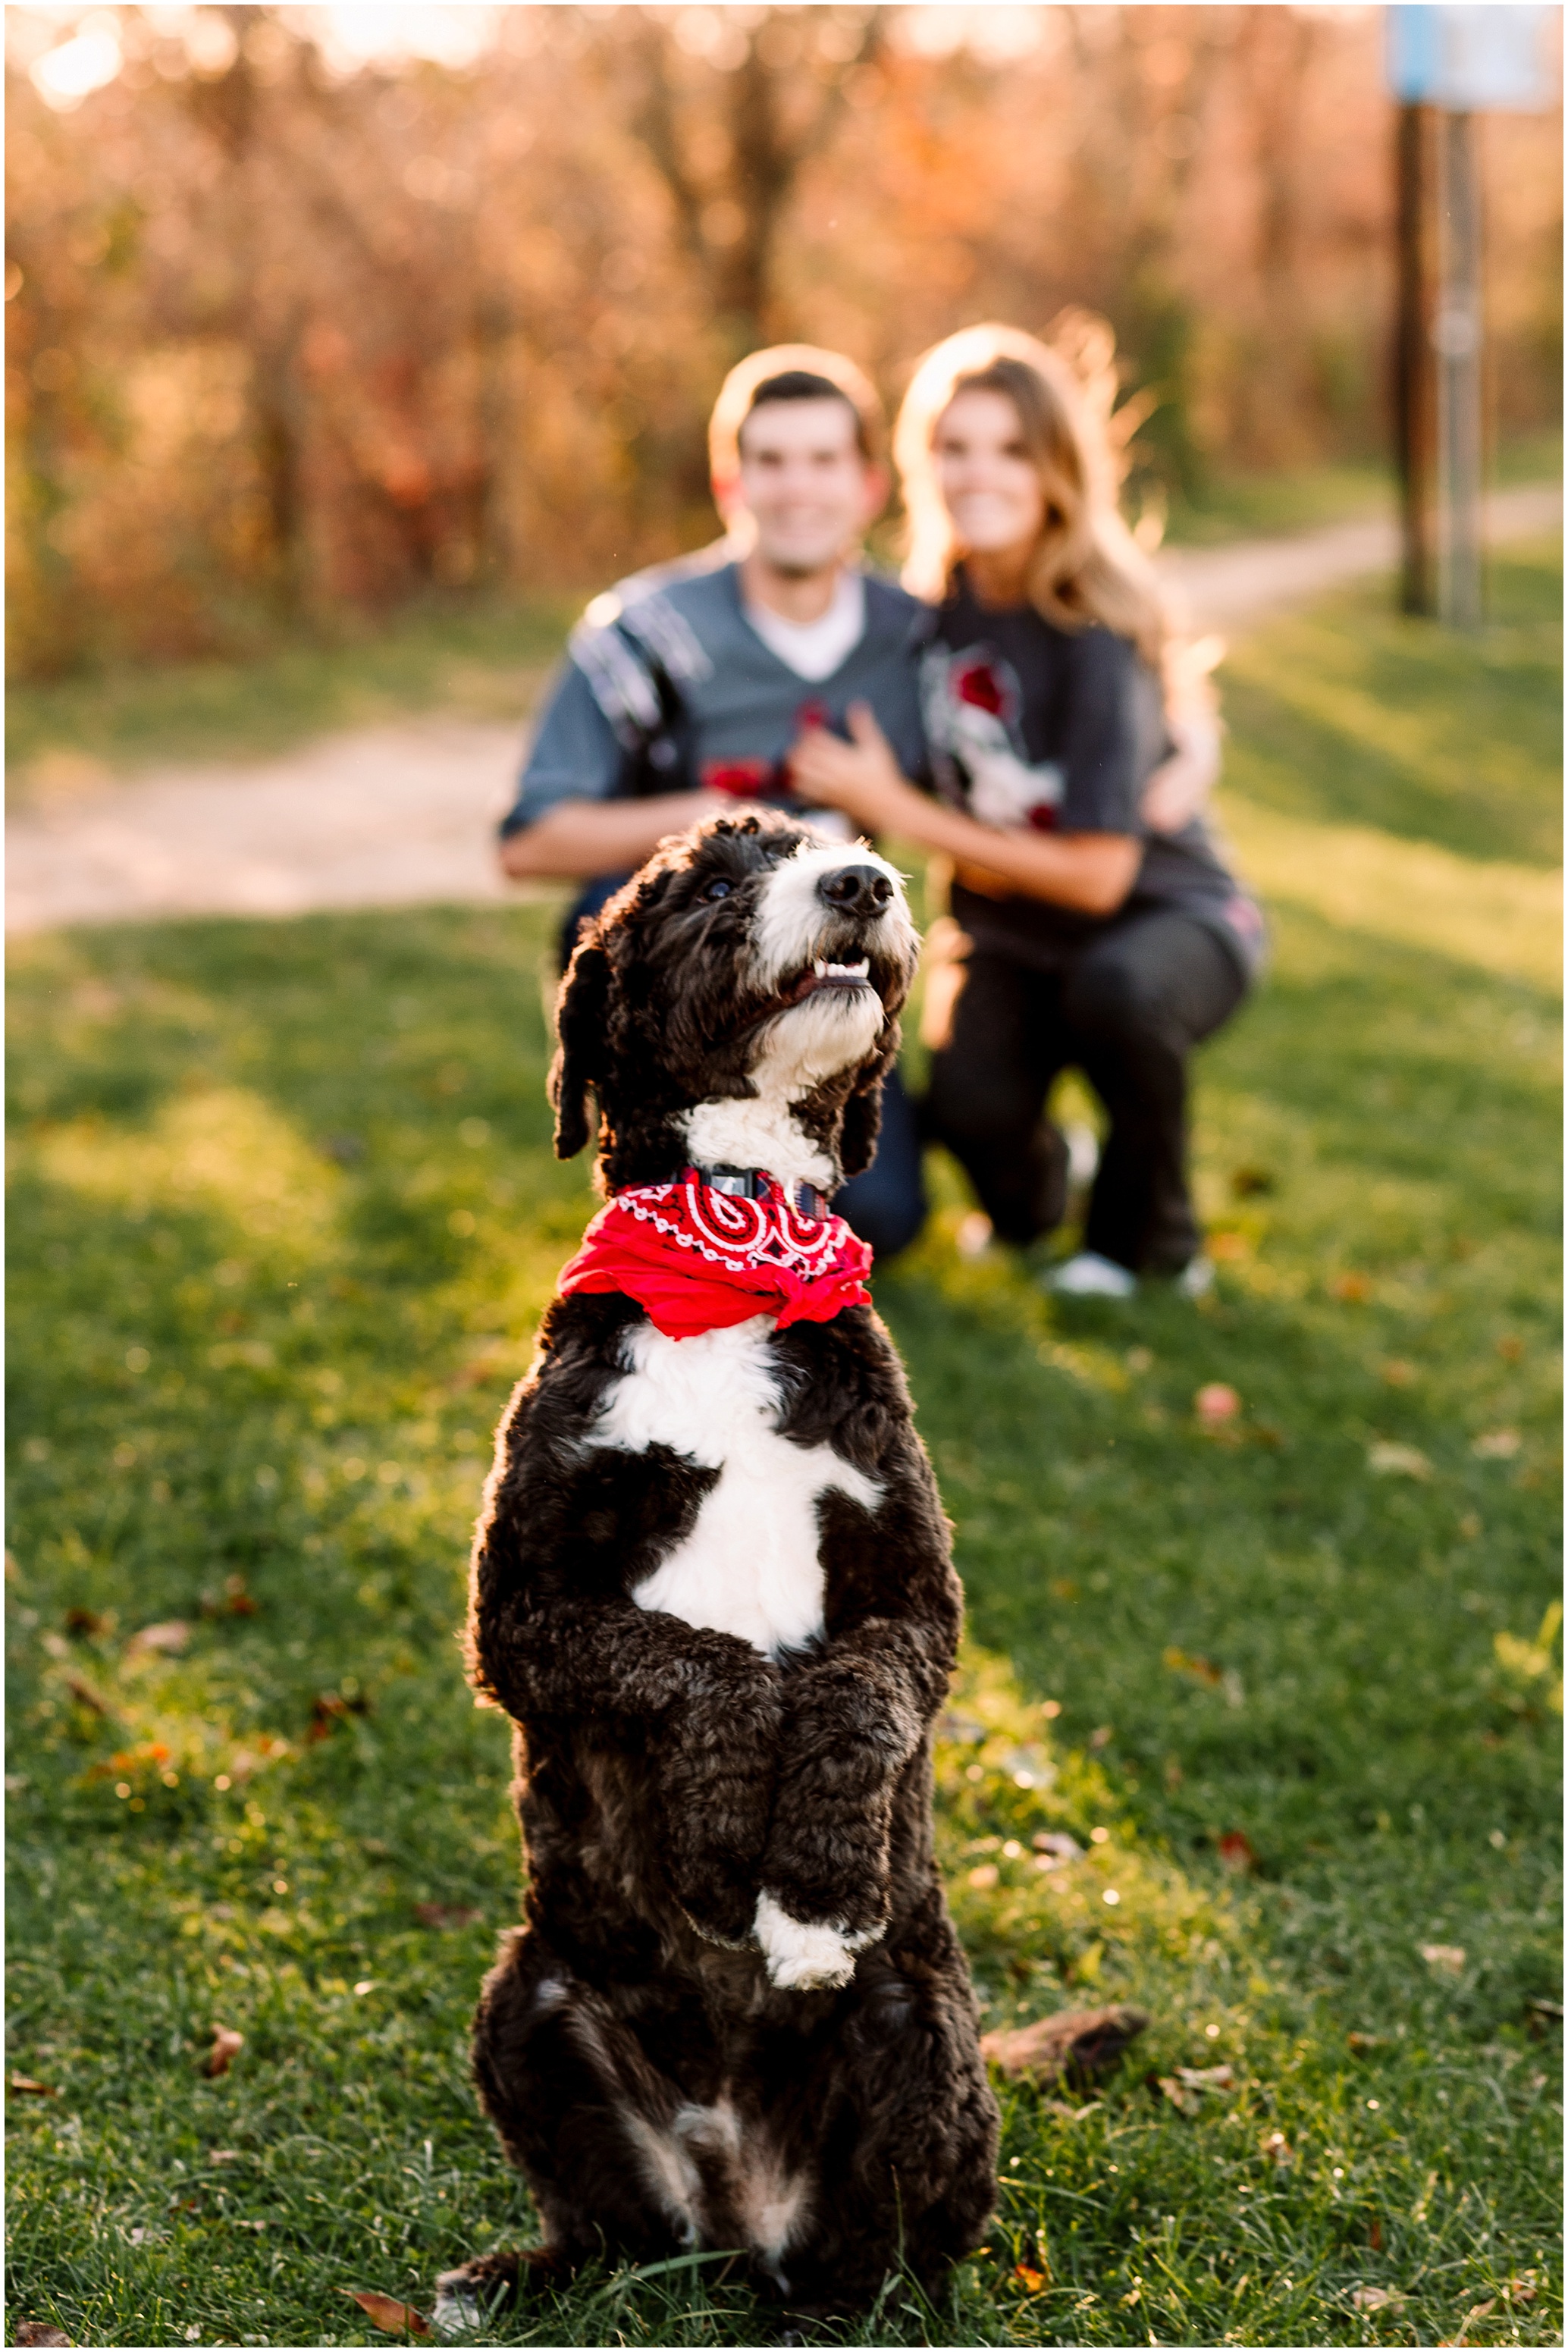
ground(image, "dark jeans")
xmin=926 ymin=911 xmax=1248 ymax=1275
xmin=834 ymin=1065 xmax=927 ymax=1260
xmin=558 ymin=875 xmax=633 ymax=970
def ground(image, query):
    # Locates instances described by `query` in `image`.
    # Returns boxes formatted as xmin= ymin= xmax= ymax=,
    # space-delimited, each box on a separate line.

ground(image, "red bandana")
xmin=557 ymin=1169 xmax=873 ymax=1341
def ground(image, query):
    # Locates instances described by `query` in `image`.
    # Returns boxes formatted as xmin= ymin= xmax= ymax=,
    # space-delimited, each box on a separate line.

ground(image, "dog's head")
xmin=550 ymin=809 xmax=920 ymax=1196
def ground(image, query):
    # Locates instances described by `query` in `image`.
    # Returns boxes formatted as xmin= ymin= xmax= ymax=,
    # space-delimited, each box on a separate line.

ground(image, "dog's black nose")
xmin=818 ymin=863 xmax=893 ymax=914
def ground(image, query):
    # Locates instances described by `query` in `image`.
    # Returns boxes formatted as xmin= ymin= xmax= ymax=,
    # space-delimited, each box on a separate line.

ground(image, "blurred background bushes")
xmin=5 ymin=2 xmax=1562 ymax=679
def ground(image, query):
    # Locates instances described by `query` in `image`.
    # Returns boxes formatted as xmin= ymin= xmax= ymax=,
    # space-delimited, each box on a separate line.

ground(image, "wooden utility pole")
xmin=1387 ymin=3 xmax=1554 ymax=630
xmin=1394 ymin=102 xmax=1438 ymax=616
xmin=1435 ymin=108 xmax=1484 ymax=630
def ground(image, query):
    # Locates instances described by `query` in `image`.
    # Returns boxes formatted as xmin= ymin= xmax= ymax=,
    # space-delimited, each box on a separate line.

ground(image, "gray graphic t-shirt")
xmin=927 ymin=577 xmax=1265 ymax=977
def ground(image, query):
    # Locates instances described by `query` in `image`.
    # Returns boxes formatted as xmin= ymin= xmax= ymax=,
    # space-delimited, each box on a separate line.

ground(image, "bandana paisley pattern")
xmin=557 ymin=1168 xmax=873 ymax=1340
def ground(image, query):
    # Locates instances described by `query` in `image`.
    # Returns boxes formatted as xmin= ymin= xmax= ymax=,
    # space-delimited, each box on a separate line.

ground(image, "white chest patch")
xmin=588 ymin=1316 xmax=880 ymax=1660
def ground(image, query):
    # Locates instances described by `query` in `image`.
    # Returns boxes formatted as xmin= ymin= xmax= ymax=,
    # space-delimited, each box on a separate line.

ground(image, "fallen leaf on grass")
xmin=1368 ymin=1443 xmax=1431 ymax=1479
xmin=1260 ymin=2129 xmax=1293 ymax=2166
xmin=1033 ymin=1830 xmax=1084 ymax=1864
xmin=1194 ymin=1383 xmax=1240 ymax=1428
xmin=1013 ymin=2263 xmax=1049 ymax=2294
xmin=1350 ymin=2285 xmax=1404 ymax=2312
xmin=15 ymin=2324 xmax=74 ymax=2345
xmin=308 ymin=1689 xmax=372 ymax=1742
xmin=1218 ymin=1830 xmax=1259 ymax=1873
xmin=1163 ymin=1646 xmax=1222 ymax=1686
xmin=1153 ymin=2065 xmax=1234 ymax=2116
xmin=202 ymin=2024 xmax=244 ymax=2078
xmin=347 ymin=2290 xmax=431 ymax=2335
xmin=201 ymin=1573 xmax=258 ymax=1618
xmin=1419 ymin=1943 xmax=1466 ymax=1977
xmin=9 ymin=2074 xmax=58 ymax=2096
xmin=980 ymin=2005 xmax=1149 ymax=2087
xmin=414 ymin=1902 xmax=481 ymax=1930
xmin=127 ymin=1620 xmax=190 ymax=1657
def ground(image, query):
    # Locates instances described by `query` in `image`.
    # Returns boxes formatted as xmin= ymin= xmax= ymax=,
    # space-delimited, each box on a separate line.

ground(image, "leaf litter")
xmin=348 ymin=2288 xmax=431 ymax=2335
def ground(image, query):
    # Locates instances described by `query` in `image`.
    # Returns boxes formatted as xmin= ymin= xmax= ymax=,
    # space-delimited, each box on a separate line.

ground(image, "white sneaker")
xmin=1175 ymin=1255 xmax=1215 ymax=1299
xmin=1044 ymin=1250 xmax=1138 ymax=1299
xmin=1065 ymin=1123 xmax=1102 ymax=1190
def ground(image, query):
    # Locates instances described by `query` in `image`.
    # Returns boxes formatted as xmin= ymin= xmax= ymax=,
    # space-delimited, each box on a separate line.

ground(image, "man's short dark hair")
xmin=739 ymin=370 xmax=877 ymax=463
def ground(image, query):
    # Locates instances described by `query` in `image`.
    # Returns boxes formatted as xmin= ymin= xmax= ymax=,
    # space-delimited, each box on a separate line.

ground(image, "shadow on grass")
xmin=6 ymin=877 xmax=1560 ymax=2346
xmin=1220 ymin=547 xmax=1563 ymax=868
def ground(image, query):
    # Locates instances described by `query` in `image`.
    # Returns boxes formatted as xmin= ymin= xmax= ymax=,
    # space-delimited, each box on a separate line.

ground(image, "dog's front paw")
xmin=433 ymin=2249 xmax=563 ymax=2338
xmin=754 ymin=1891 xmax=867 ymax=1991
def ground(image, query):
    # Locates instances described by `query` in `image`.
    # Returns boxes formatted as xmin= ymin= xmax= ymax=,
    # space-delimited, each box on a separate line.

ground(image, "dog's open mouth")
xmin=735 ymin=955 xmax=881 ymax=1038
xmin=779 ymin=956 xmax=873 ymax=1007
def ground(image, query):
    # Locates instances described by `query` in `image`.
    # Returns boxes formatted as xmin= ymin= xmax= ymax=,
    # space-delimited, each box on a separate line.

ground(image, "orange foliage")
xmin=4 ymin=5 xmax=1560 ymax=674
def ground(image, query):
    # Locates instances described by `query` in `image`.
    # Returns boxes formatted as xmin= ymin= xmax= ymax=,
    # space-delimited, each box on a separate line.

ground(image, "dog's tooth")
xmin=813 ymin=958 xmax=826 ymax=977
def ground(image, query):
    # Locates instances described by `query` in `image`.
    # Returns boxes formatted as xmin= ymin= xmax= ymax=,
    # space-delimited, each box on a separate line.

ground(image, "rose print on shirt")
xmin=949 ymin=653 xmax=1014 ymax=721
xmin=922 ymin=645 xmax=1065 ymax=833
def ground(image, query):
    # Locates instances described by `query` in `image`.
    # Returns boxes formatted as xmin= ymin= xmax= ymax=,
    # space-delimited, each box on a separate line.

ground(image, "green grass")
xmin=1159 ymin=434 xmax=1561 ymax=547
xmin=6 ymin=557 xmax=1562 ymax=2346
xmin=1219 ymin=545 xmax=1563 ymax=870
xmin=5 ymin=597 xmax=574 ymax=796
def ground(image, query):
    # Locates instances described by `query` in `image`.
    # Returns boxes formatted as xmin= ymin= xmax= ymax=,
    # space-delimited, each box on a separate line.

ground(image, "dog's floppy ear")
xmin=549 ymin=936 xmax=612 ymax=1160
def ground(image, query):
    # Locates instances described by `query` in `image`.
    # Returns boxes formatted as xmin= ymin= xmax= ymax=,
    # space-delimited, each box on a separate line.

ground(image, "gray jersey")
xmin=501 ymin=555 xmax=930 ymax=839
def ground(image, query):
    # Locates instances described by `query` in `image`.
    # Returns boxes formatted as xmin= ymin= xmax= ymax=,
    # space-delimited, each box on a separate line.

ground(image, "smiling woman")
xmin=793 ymin=318 xmax=1261 ymax=1297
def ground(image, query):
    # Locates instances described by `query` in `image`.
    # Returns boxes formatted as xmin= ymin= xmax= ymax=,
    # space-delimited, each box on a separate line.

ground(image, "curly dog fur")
xmin=439 ymin=811 xmax=998 ymax=2326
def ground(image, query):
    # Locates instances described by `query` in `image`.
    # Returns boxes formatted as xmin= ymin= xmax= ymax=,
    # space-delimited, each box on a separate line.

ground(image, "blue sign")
xmin=1387 ymin=4 xmax=1558 ymax=110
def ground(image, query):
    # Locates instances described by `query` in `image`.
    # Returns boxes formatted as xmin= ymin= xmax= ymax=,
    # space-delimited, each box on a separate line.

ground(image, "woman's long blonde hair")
xmin=895 ymin=315 xmax=1171 ymax=675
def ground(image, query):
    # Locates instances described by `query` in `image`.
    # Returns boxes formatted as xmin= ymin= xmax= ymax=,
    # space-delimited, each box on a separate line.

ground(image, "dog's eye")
xmin=700 ymin=877 xmax=735 ymax=902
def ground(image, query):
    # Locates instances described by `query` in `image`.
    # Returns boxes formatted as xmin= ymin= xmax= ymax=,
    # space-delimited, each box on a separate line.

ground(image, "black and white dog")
xmin=438 ymin=809 xmax=998 ymax=2327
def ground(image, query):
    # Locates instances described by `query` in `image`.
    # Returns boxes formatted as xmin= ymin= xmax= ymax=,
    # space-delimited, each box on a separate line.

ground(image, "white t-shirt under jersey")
xmin=742 ymin=570 xmax=867 ymax=682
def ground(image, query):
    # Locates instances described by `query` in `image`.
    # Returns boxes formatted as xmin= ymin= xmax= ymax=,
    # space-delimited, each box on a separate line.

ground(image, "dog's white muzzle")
xmin=749 ymin=840 xmax=915 ymax=998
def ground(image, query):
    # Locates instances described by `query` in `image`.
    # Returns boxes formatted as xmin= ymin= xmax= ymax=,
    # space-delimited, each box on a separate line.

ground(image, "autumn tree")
xmin=5 ymin=3 xmax=1560 ymax=675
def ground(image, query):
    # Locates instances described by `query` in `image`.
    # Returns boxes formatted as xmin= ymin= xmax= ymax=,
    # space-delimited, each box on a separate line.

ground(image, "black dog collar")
xmin=696 ymin=1163 xmax=830 ymax=1221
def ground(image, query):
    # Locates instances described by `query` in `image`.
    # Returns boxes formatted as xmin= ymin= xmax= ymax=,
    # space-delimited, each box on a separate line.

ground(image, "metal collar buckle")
xmin=697 ymin=1164 xmax=828 ymax=1221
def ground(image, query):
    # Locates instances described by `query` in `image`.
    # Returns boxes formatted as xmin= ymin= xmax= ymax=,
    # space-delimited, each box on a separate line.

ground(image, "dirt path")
xmin=8 ymin=485 xmax=1558 ymax=934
